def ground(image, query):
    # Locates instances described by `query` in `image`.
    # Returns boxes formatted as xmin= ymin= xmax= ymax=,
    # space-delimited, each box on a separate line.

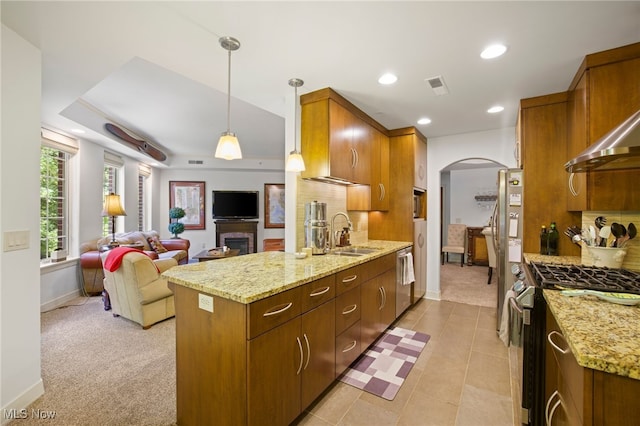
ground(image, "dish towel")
xmin=499 ymin=290 xmax=516 ymax=346
xmin=403 ymin=253 xmax=415 ymax=285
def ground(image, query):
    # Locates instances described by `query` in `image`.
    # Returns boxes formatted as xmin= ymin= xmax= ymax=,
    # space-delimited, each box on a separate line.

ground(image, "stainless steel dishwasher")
xmin=396 ymin=247 xmax=414 ymax=318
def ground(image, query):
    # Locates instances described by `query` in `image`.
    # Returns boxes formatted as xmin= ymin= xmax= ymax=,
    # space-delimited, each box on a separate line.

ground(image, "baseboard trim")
xmin=40 ymin=289 xmax=82 ymax=313
xmin=1 ymin=378 xmax=44 ymax=425
xmin=425 ymin=290 xmax=441 ymax=301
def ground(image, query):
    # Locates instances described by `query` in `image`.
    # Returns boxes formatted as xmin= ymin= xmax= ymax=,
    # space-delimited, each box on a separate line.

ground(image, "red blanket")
xmin=104 ymin=247 xmax=146 ymax=272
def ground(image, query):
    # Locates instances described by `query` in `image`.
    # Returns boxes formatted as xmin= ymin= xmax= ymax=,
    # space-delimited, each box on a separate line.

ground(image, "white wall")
xmin=1 ymin=24 xmax=45 ymax=417
xmin=425 ymin=128 xmax=517 ymax=301
xmin=157 ymin=169 xmax=286 ymax=254
xmin=448 ymin=166 xmax=502 ymax=227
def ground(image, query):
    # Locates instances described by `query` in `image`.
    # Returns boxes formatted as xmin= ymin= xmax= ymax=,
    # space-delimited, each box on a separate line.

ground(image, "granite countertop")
xmin=523 ymin=252 xmax=582 ymax=265
xmin=162 ymin=240 xmax=412 ymax=304
xmin=544 ymin=290 xmax=640 ymax=380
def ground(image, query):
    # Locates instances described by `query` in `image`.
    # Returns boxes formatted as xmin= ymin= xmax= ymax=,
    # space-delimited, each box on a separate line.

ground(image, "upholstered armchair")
xmin=441 ymin=224 xmax=467 ymax=267
xmin=101 ymin=249 xmax=177 ymax=329
xmin=482 ymin=226 xmax=497 ymax=284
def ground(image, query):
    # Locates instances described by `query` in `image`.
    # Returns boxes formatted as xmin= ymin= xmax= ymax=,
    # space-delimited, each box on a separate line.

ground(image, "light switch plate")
xmin=3 ymin=230 xmax=30 ymax=252
xmin=198 ymin=294 xmax=214 ymax=313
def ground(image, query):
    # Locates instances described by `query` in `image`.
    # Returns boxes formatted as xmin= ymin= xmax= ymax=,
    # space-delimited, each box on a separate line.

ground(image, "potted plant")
xmin=168 ymin=207 xmax=186 ymax=238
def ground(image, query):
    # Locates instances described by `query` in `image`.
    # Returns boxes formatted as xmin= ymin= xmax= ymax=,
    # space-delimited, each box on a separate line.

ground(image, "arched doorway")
xmin=439 ymin=158 xmax=505 ymax=307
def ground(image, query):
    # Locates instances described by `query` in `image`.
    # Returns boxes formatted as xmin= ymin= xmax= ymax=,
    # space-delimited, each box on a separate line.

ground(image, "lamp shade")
xmin=215 ymin=132 xmax=242 ymax=160
xmin=102 ymin=193 xmax=127 ymax=217
xmin=285 ymin=150 xmax=306 ymax=172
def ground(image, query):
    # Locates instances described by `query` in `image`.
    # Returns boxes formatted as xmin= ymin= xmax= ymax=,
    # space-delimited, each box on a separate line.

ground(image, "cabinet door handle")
xmin=303 ymin=333 xmax=311 ymax=370
xmin=547 ymin=330 xmax=570 ymax=355
xmin=568 ymin=172 xmax=580 ymax=197
xmin=378 ymin=287 xmax=385 ymax=310
xmin=354 ymin=148 xmax=359 ymax=168
xmin=418 ymin=233 xmax=425 ymax=247
xmin=342 ymin=304 xmax=357 ymax=315
xmin=342 ymin=275 xmax=358 ymax=284
xmin=545 ymin=390 xmax=558 ymax=426
xmin=263 ymin=302 xmax=293 ymax=317
xmin=350 ymin=148 xmax=357 ymax=169
xmin=309 ymin=286 xmax=330 ymax=297
xmin=342 ymin=340 xmax=357 ymax=353
xmin=378 ymin=183 xmax=385 ymax=201
xmin=296 ymin=337 xmax=304 ymax=375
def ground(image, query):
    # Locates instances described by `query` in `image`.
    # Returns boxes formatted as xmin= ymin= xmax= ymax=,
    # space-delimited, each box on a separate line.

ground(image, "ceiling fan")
xmin=104 ymin=123 xmax=167 ymax=162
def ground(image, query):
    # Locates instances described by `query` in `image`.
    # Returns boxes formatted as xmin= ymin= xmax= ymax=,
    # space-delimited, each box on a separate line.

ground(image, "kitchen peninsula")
xmin=162 ymin=240 xmax=412 ymax=426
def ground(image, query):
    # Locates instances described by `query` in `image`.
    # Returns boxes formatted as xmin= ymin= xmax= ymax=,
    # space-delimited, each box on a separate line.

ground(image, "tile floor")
xmin=293 ymin=299 xmax=516 ymax=426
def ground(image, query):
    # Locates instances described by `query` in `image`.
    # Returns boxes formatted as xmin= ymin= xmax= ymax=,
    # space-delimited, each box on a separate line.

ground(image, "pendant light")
xmin=215 ymin=36 xmax=242 ymax=160
xmin=285 ymin=78 xmax=306 ymax=172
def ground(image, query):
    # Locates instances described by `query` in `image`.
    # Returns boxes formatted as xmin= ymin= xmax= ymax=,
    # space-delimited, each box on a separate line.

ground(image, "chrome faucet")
xmin=331 ymin=212 xmax=353 ymax=249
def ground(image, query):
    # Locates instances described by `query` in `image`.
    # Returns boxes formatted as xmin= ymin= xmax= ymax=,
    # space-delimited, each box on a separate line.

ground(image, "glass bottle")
xmin=540 ymin=225 xmax=548 ymax=255
xmin=547 ymin=222 xmax=559 ymax=256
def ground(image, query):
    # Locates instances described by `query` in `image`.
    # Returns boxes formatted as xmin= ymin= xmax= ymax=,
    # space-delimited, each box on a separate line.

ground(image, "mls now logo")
xmin=3 ymin=408 xmax=57 ymax=420
xmin=3 ymin=409 xmax=28 ymax=419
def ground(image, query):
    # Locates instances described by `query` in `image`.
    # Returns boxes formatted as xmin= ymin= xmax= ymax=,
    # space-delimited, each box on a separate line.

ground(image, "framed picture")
xmin=169 ymin=181 xmax=206 ymax=230
xmin=264 ymin=183 xmax=285 ymax=228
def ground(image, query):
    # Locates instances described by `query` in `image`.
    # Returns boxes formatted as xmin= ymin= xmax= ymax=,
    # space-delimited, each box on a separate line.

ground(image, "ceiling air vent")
xmin=188 ymin=160 xmax=204 ymax=165
xmin=425 ymin=75 xmax=449 ymax=96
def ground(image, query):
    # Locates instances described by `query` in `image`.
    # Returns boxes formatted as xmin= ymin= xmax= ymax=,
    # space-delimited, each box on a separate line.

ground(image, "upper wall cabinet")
xmin=301 ymin=89 xmax=382 ymax=185
xmin=566 ymin=42 xmax=640 ymax=211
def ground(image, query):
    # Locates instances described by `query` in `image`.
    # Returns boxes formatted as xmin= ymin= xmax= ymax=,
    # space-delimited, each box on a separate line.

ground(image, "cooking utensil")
xmin=618 ymin=223 xmax=635 ymax=247
xmin=572 ymin=234 xmax=583 ymax=246
xmin=561 ymin=289 xmax=640 ymax=306
xmin=599 ymin=225 xmax=611 ymax=247
xmin=610 ymin=222 xmax=623 ymax=247
xmin=595 ymin=216 xmax=606 ymax=230
xmin=589 ymin=225 xmax=597 ymax=243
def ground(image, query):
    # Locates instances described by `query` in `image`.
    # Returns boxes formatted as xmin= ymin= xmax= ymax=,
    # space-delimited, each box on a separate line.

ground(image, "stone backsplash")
xmin=295 ymin=177 xmax=368 ymax=251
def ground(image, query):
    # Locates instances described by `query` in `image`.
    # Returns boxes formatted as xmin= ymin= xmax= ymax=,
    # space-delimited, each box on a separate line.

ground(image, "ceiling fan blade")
xmin=104 ymin=123 xmax=167 ymax=162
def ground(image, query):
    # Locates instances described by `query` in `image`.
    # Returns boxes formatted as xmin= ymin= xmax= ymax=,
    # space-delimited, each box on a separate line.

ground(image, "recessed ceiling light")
xmin=378 ymin=73 xmax=398 ymax=85
xmin=417 ymin=117 xmax=432 ymax=125
xmin=70 ymin=128 xmax=85 ymax=134
xmin=487 ymin=106 xmax=504 ymax=114
xmin=481 ymin=44 xmax=507 ymax=59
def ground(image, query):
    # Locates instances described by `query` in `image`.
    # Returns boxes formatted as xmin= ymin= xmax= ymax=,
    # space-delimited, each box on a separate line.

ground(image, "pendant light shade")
xmin=285 ymin=78 xmax=306 ymax=172
xmin=215 ymin=36 xmax=242 ymax=160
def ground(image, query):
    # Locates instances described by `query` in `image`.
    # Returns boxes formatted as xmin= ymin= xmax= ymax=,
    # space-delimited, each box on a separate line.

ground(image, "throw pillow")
xmin=147 ymin=236 xmax=168 ymax=253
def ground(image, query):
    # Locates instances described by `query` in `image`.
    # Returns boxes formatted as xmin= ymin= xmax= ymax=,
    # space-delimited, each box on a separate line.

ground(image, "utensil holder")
xmin=585 ymin=246 xmax=627 ymax=268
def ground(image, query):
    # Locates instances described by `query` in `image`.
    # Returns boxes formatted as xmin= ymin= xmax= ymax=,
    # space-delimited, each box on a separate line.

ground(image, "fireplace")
xmin=215 ymin=221 xmax=257 ymax=255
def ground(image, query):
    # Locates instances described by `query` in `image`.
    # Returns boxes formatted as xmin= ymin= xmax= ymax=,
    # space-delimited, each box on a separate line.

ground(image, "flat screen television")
xmin=212 ymin=190 xmax=259 ymax=220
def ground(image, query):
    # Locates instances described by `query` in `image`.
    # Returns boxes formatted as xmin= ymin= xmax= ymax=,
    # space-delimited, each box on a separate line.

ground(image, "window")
xmin=103 ymin=164 xmax=118 ymax=235
xmin=40 ymin=130 xmax=78 ymax=262
xmin=103 ymin=152 xmax=124 ymax=236
xmin=138 ymin=163 xmax=151 ymax=231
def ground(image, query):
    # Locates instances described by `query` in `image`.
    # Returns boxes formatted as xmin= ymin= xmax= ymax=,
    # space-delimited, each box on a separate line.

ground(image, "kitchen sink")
xmin=330 ymin=247 xmax=379 ymax=257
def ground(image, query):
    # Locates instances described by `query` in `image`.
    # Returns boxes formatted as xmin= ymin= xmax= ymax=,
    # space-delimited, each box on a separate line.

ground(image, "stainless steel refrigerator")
xmin=490 ymin=168 xmax=524 ymax=330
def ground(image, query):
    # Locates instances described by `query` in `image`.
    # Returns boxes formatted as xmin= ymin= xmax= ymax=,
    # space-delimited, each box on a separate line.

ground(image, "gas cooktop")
xmin=529 ymin=262 xmax=640 ymax=295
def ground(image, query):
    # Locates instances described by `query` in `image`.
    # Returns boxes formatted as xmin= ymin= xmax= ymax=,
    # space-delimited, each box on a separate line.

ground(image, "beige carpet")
xmin=24 ymin=297 xmax=176 ymax=425
xmin=440 ymin=262 xmax=497 ymax=308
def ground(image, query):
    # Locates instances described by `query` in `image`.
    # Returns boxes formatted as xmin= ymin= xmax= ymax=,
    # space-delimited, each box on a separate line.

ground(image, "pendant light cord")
xmin=226 ymin=48 xmax=231 ymax=133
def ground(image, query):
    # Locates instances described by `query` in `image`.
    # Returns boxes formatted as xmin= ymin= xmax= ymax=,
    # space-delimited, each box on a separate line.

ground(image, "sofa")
xmin=80 ymin=230 xmax=190 ymax=295
xmin=101 ymin=249 xmax=177 ymax=329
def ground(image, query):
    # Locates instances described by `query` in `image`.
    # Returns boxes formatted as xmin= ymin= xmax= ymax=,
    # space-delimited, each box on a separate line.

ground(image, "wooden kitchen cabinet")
xmin=466 ymin=226 xmax=488 ymax=266
xmin=369 ymin=127 xmax=390 ymax=211
xmin=545 ymin=305 xmax=640 ymax=426
xmin=361 ymin=267 xmax=396 ymax=349
xmin=301 ymin=88 xmax=384 ymax=185
xmin=519 ymin=93 xmax=581 ymax=257
xmin=566 ymin=43 xmax=640 ymax=210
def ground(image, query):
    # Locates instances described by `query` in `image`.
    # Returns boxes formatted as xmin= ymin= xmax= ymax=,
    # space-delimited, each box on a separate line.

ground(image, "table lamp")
xmin=102 ymin=193 xmax=127 ymax=247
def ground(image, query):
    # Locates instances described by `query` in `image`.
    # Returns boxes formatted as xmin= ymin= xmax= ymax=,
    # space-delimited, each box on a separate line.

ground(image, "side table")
xmin=193 ymin=248 xmax=240 ymax=262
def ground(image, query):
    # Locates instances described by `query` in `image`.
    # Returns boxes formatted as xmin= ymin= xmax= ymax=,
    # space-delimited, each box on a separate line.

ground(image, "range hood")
xmin=565 ymin=109 xmax=640 ymax=173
